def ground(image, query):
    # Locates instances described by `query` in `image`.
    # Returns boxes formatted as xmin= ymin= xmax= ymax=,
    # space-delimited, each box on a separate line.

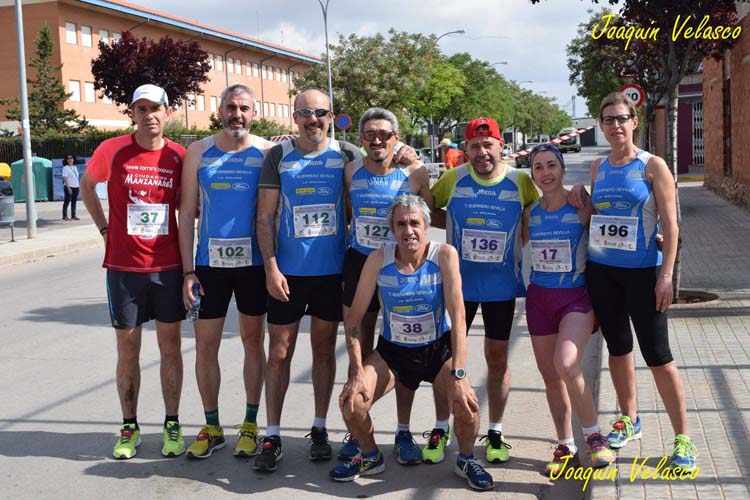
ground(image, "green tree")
xmin=1 ymin=24 xmax=86 ymax=135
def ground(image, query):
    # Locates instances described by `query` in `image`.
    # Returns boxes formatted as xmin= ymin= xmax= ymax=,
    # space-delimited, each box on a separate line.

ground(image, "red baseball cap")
xmin=464 ymin=117 xmax=501 ymax=141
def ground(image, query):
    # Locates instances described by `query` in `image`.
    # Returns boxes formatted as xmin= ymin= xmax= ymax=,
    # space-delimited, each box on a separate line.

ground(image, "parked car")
xmin=515 ymin=142 xmax=539 ymax=168
xmin=502 ymin=145 xmax=512 ymax=157
xmin=557 ymin=127 xmax=581 ymax=153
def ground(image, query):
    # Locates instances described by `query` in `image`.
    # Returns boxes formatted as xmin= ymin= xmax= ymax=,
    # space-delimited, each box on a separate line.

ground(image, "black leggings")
xmin=63 ymin=187 xmax=79 ymax=218
xmin=585 ymin=260 xmax=672 ymax=367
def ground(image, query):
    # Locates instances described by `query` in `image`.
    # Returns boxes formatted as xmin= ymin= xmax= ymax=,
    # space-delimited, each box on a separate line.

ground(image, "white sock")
xmin=488 ymin=422 xmax=502 ymax=433
xmin=560 ymin=437 xmax=577 ymax=455
xmin=267 ymin=425 xmax=281 ymax=437
xmin=396 ymin=423 xmax=410 ymax=433
xmin=582 ymin=424 xmax=601 ymax=437
xmin=435 ymin=419 xmax=450 ymax=432
xmin=312 ymin=417 xmax=326 ymax=429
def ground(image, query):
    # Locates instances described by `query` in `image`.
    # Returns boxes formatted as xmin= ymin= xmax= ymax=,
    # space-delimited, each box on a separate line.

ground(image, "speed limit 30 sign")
xmin=619 ymin=83 xmax=645 ymax=108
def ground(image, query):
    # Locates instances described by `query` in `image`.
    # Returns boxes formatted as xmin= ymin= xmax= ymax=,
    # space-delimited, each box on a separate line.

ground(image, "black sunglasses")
xmin=362 ymin=130 xmax=396 ymax=142
xmin=294 ymin=108 xmax=330 ymax=118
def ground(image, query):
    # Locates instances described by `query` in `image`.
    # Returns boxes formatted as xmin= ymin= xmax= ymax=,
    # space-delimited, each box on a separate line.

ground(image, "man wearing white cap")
xmin=440 ymin=138 xmax=467 ymax=169
xmin=81 ymin=83 xmax=187 ymax=460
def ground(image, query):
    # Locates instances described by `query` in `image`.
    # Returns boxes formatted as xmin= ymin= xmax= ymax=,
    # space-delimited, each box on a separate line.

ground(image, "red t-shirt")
xmin=444 ymin=148 xmax=468 ymax=169
xmin=87 ymin=133 xmax=185 ymax=272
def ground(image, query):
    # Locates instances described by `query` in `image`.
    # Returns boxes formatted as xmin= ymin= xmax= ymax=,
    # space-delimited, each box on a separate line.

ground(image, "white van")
xmin=557 ymin=127 xmax=581 ymax=153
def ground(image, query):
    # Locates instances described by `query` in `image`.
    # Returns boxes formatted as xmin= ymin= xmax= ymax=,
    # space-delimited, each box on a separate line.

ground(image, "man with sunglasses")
xmin=431 ymin=117 xmax=539 ymax=465
xmin=178 ymin=84 xmax=273 ymax=460
xmin=339 ymin=107 xmax=447 ymax=465
xmin=255 ymin=88 xmax=363 ymax=472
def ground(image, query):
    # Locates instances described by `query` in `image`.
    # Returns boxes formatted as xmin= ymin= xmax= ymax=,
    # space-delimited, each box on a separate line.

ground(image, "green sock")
xmin=205 ymin=409 xmax=220 ymax=427
xmin=245 ymin=403 xmax=259 ymax=424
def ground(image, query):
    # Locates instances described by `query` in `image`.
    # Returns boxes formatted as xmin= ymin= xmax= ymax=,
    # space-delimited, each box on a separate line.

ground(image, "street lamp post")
xmin=429 ymin=29 xmax=465 ymax=163
xmin=317 ymin=0 xmax=335 ymax=140
xmin=513 ymin=80 xmax=533 ymax=152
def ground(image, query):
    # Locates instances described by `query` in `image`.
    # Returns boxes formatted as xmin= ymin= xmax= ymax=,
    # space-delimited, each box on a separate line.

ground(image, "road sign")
xmin=335 ymin=113 xmax=352 ymax=130
xmin=619 ymin=83 xmax=645 ymax=108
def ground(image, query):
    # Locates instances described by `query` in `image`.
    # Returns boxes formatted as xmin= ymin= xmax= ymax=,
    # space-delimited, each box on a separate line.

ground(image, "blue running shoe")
xmin=338 ymin=433 xmax=360 ymax=460
xmin=330 ymin=451 xmax=385 ymax=482
xmin=394 ymin=431 xmax=422 ymax=465
xmin=455 ymin=455 xmax=495 ymax=491
xmin=670 ymin=434 xmax=698 ymax=472
xmin=607 ymin=415 xmax=642 ymax=449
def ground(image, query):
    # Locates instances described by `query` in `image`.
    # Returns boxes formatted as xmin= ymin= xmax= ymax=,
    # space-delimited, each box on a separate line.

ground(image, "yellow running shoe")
xmin=112 ymin=424 xmax=141 ymax=459
xmin=161 ymin=420 xmax=185 ymax=457
xmin=187 ymin=425 xmax=226 ymax=459
xmin=545 ymin=443 xmax=580 ymax=477
xmin=586 ymin=432 xmax=615 ymax=468
xmin=234 ymin=421 xmax=259 ymax=457
xmin=481 ymin=430 xmax=512 ymax=463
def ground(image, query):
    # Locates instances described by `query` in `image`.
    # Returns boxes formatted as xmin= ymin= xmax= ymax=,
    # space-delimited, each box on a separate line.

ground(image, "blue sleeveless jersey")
xmin=377 ymin=242 xmax=451 ymax=348
xmin=445 ymin=164 xmax=526 ymax=301
xmin=275 ymin=139 xmax=347 ymax=276
xmin=589 ymin=150 xmax=662 ymax=268
xmin=195 ymin=135 xmax=265 ymax=267
xmin=348 ymin=159 xmax=412 ymax=255
xmin=527 ymin=201 xmax=587 ymax=288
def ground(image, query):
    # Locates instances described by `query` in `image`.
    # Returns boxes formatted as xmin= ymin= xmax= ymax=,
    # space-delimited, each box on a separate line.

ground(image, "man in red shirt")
xmin=81 ymin=84 xmax=187 ymax=460
xmin=440 ymin=138 xmax=468 ymax=169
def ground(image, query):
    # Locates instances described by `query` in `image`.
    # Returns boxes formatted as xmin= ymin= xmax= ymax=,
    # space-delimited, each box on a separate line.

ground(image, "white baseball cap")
xmin=130 ymin=84 xmax=169 ymax=107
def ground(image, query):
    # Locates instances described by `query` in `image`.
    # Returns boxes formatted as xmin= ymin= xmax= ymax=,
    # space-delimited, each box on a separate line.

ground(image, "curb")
xmin=0 ymin=225 xmax=103 ymax=267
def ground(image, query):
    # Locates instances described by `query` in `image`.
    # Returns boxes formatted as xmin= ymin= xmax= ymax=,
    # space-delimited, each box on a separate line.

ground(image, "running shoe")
xmin=422 ymin=427 xmax=451 ymax=464
xmin=394 ymin=431 xmax=422 ymax=465
xmin=62 ymin=217 xmax=71 ymax=221
xmin=481 ymin=430 xmax=512 ymax=463
xmin=254 ymin=435 xmax=283 ymax=472
xmin=329 ymin=452 xmax=385 ymax=482
xmin=669 ymin=434 xmax=698 ymax=472
xmin=186 ymin=425 xmax=226 ymax=459
xmin=71 ymin=216 xmax=80 ymax=220
xmin=586 ymin=432 xmax=615 ymax=468
xmin=306 ymin=426 xmax=333 ymax=461
xmin=338 ymin=433 xmax=359 ymax=460
xmin=545 ymin=443 xmax=580 ymax=477
xmin=161 ymin=420 xmax=185 ymax=457
xmin=606 ymin=415 xmax=642 ymax=449
xmin=233 ymin=421 xmax=259 ymax=457
xmin=112 ymin=423 xmax=141 ymax=459
xmin=455 ymin=456 xmax=495 ymax=491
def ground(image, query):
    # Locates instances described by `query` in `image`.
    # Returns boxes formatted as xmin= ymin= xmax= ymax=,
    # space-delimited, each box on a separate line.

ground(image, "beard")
xmin=225 ymin=128 xmax=249 ymax=139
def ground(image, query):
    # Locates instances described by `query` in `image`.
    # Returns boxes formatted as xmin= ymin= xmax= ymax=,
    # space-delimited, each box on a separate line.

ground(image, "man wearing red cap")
xmin=431 ymin=117 xmax=539 ymax=465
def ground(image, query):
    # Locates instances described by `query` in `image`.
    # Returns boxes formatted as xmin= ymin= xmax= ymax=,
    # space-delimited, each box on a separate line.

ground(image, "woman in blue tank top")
xmin=577 ymin=92 xmax=696 ymax=471
xmin=522 ymin=144 xmax=614 ymax=476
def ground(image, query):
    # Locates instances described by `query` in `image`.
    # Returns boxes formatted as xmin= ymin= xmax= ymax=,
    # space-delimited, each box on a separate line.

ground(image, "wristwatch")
xmin=451 ymin=368 xmax=466 ymax=379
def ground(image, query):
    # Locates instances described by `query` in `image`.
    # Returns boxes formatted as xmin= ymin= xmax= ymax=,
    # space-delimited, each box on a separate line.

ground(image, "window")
xmin=197 ymin=95 xmax=205 ymax=111
xmin=262 ymin=65 xmax=267 ymax=79
xmin=81 ymin=25 xmax=92 ymax=47
xmin=270 ymin=103 xmax=275 ymax=117
xmin=210 ymin=96 xmax=217 ymax=112
xmin=84 ymin=82 xmax=95 ymax=102
xmin=254 ymin=101 xmax=260 ymax=114
xmin=187 ymin=94 xmax=195 ymax=110
xmin=207 ymin=53 xmax=214 ymax=69
xmin=276 ymin=67 xmax=281 ymax=81
xmin=69 ymin=80 xmax=81 ymax=102
xmin=253 ymin=63 xmax=259 ymax=77
xmin=112 ymin=32 xmax=121 ymax=43
xmin=65 ymin=23 xmax=77 ymax=44
xmin=102 ymin=94 xmax=112 ymax=104
xmin=216 ymin=55 xmax=223 ymax=71
xmin=98 ymin=29 xmax=109 ymax=45
xmin=283 ymin=104 xmax=289 ymax=117
xmin=246 ymin=60 xmax=252 ymax=76
xmin=227 ymin=57 xmax=234 ymax=74
xmin=281 ymin=69 xmax=287 ymax=83
xmin=263 ymin=101 xmax=268 ymax=116
xmin=235 ymin=59 xmax=242 ymax=74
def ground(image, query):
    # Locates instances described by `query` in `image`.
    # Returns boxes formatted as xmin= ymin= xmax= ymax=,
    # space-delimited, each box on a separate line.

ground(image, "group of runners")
xmin=80 ymin=82 xmax=697 ymax=492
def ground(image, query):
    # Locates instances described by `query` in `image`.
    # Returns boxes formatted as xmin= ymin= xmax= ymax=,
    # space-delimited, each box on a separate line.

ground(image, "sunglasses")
xmin=294 ymin=108 xmax=330 ymax=118
xmin=601 ymin=114 xmax=633 ymax=126
xmin=362 ymin=130 xmax=396 ymax=142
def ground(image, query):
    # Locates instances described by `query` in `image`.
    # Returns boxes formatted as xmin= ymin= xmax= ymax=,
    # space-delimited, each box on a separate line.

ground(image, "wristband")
xmin=183 ymin=270 xmax=197 ymax=278
xmin=99 ymin=226 xmax=108 ymax=235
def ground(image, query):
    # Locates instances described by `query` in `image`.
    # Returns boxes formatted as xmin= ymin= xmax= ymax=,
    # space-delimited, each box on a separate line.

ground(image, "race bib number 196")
xmin=127 ymin=203 xmax=168 ymax=237
xmin=590 ymin=215 xmax=638 ymax=252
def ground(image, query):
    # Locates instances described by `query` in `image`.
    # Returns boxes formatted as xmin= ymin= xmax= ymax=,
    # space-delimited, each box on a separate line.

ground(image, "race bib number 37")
xmin=390 ymin=312 xmax=437 ymax=344
xmin=293 ymin=204 xmax=336 ymax=238
xmin=355 ymin=215 xmax=391 ymax=249
xmin=530 ymin=239 xmax=572 ymax=272
xmin=461 ymin=228 xmax=507 ymax=263
xmin=127 ymin=203 xmax=168 ymax=237
xmin=209 ymin=238 xmax=252 ymax=268
xmin=590 ymin=215 xmax=638 ymax=252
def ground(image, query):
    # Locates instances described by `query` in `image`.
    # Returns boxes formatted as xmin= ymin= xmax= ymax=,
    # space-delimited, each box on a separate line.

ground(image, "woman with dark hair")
xmin=62 ymin=154 xmax=80 ymax=221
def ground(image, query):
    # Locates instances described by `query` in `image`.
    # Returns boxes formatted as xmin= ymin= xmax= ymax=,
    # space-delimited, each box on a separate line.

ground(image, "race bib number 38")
xmin=293 ymin=203 xmax=336 ymax=238
xmin=461 ymin=228 xmax=507 ymax=263
xmin=127 ymin=203 xmax=168 ymax=237
xmin=390 ymin=312 xmax=437 ymax=344
xmin=590 ymin=215 xmax=638 ymax=252
xmin=355 ymin=215 xmax=391 ymax=249
xmin=209 ymin=238 xmax=252 ymax=268
xmin=530 ymin=239 xmax=572 ymax=272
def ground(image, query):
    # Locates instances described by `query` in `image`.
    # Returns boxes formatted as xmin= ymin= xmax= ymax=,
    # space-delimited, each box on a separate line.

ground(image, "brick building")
xmin=0 ymin=0 xmax=319 ymax=132
xmin=702 ymin=4 xmax=750 ymax=207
